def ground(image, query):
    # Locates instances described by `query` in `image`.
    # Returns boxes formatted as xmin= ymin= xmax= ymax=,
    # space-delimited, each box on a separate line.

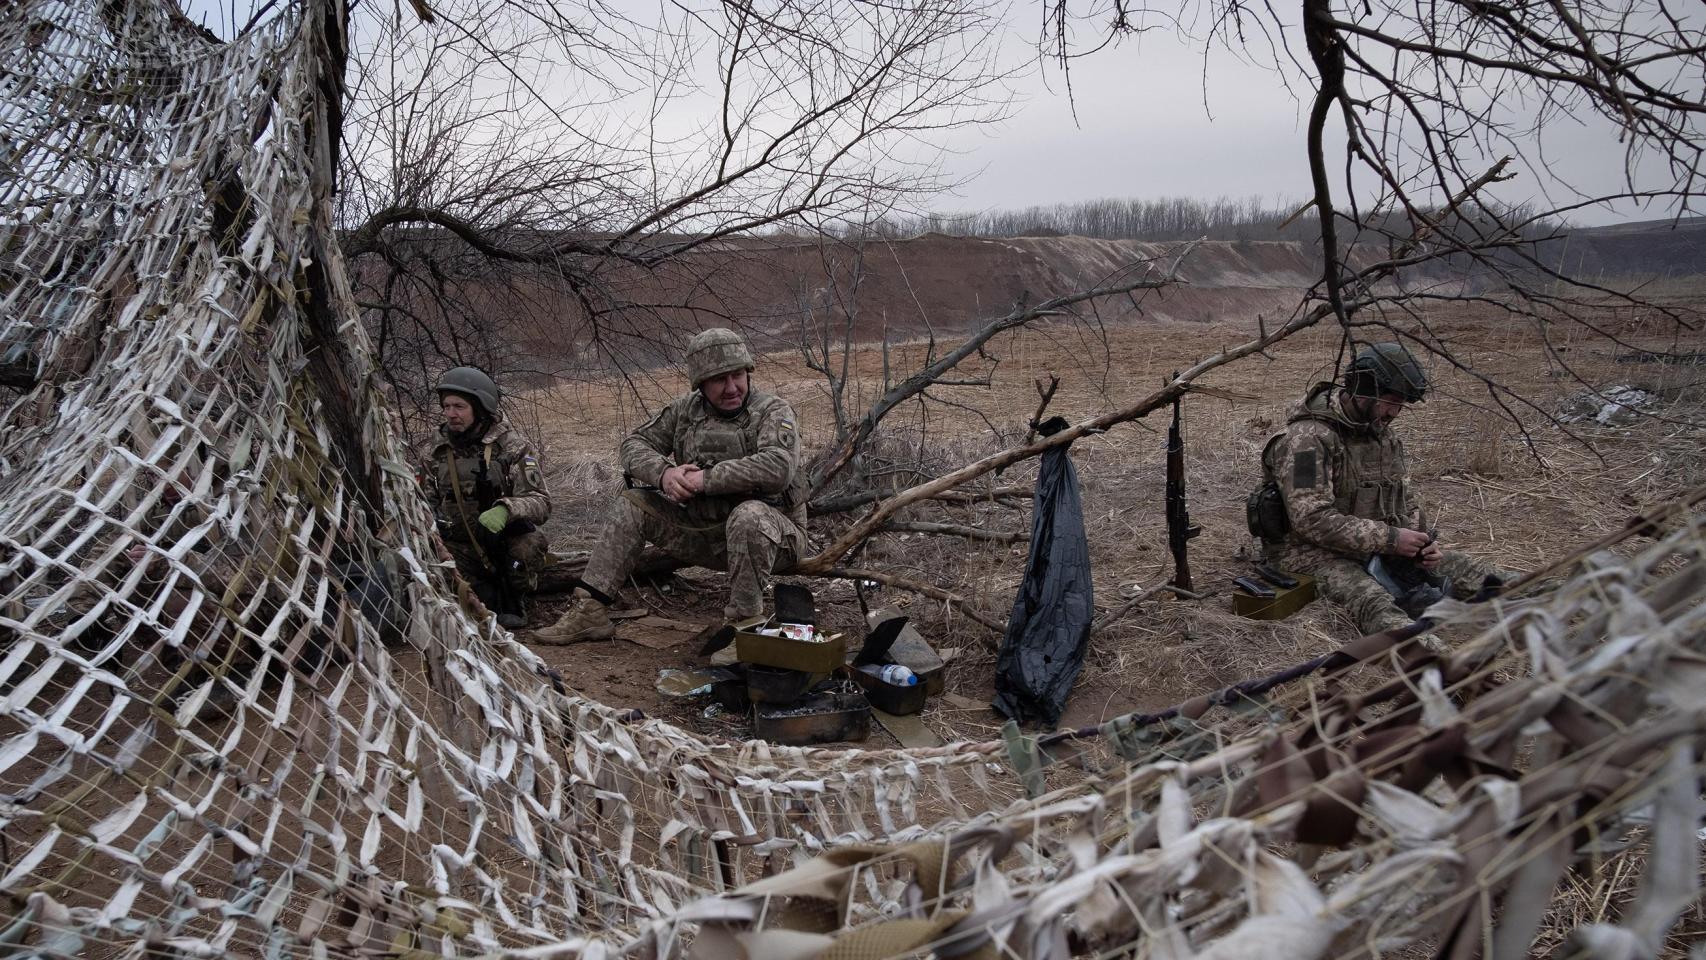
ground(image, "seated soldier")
xmin=427 ymin=366 xmax=551 ymax=629
xmin=533 ymin=328 xmax=808 ymax=644
xmin=1250 ymin=342 xmax=1510 ymax=636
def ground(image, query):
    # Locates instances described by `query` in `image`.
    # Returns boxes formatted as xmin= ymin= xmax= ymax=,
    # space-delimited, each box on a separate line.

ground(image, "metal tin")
xmin=850 ymin=668 xmax=928 ymax=715
xmin=745 ymin=665 xmax=824 ymax=704
xmin=863 ymin=610 xmax=947 ymax=695
xmin=734 ymin=627 xmax=846 ymax=674
xmin=1232 ymin=573 xmax=1317 ymax=620
xmin=753 ymin=688 xmax=871 ymax=745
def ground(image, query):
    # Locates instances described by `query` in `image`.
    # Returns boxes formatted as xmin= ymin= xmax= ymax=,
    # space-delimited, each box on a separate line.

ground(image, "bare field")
xmin=511 ymin=301 xmax=1706 ymax=742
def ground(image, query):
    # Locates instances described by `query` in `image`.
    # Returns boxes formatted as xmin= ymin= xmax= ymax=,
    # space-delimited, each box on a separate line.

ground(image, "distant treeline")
xmin=823 ymin=196 xmax=1569 ymax=247
xmin=836 ymin=196 xmax=1315 ymax=241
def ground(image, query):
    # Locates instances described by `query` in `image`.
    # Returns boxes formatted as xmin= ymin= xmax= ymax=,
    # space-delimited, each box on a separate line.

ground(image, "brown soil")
xmin=504 ymin=299 xmax=1706 ymax=746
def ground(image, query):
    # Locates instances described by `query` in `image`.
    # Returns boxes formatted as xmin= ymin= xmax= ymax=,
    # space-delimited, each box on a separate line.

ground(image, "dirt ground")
xmin=503 ymin=300 xmax=1706 ymax=747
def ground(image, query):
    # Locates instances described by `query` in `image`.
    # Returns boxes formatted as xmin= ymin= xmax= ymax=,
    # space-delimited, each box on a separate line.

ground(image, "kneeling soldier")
xmin=428 ymin=366 xmax=551 ymax=629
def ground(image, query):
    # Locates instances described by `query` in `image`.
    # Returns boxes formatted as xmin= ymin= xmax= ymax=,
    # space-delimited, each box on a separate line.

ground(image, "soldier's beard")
xmin=1340 ymin=394 xmax=1389 ymax=432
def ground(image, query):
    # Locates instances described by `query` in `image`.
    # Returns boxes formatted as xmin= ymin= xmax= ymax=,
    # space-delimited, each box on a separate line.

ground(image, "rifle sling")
xmin=446 ymin=447 xmax=498 ymax=572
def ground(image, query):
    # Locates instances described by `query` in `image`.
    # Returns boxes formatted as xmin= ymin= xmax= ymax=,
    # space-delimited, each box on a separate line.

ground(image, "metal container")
xmin=734 ymin=626 xmax=846 ymax=674
xmin=712 ymin=668 xmax=751 ymax=712
xmin=745 ymin=665 xmax=825 ymax=704
xmin=1232 ymin=573 xmax=1317 ymax=620
xmin=850 ymin=668 xmax=928 ymax=715
xmin=862 ymin=611 xmax=948 ymax=695
xmin=753 ymin=688 xmax=871 ymax=745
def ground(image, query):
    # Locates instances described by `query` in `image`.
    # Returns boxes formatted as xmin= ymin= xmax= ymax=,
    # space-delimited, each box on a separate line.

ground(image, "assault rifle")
xmin=1166 ymin=380 xmax=1202 ymax=592
xmin=472 ymin=458 xmax=526 ymax=621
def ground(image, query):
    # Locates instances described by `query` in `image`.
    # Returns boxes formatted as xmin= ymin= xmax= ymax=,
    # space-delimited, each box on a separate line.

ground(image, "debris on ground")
xmin=1557 ymin=384 xmax=1657 ymax=425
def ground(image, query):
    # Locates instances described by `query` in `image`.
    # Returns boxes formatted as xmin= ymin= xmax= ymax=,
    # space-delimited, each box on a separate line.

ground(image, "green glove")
xmin=478 ymin=504 xmax=510 ymax=534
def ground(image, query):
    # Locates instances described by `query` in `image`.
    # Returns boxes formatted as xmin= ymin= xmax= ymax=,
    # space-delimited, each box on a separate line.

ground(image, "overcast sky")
xmin=184 ymin=0 xmax=1688 ymax=228
xmin=926 ymin=15 xmax=1680 ymax=227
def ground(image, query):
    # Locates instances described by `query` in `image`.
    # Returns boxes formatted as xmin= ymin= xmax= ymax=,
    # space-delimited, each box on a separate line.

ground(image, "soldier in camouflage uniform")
xmin=427 ymin=367 xmax=551 ymax=629
xmin=532 ymin=328 xmax=808 ymax=644
xmin=1250 ymin=343 xmax=1508 ymax=635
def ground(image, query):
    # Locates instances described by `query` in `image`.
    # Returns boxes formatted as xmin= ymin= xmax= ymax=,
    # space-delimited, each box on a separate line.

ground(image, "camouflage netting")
xmin=0 ymin=1 xmax=1701 ymax=957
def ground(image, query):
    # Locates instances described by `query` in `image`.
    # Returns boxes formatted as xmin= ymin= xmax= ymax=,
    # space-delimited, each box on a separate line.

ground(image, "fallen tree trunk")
xmin=535 ymin=548 xmax=685 ymax=594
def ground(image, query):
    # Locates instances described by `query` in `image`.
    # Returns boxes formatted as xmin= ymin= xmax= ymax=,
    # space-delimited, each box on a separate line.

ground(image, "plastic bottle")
xmin=858 ymin=663 xmax=918 ymax=686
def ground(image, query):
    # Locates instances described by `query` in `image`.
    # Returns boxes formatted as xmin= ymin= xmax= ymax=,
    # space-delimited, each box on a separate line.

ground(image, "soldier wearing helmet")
xmin=427 ymin=366 xmax=551 ymax=630
xmin=1248 ymin=343 xmax=1507 ymax=635
xmin=533 ymin=328 xmax=808 ymax=644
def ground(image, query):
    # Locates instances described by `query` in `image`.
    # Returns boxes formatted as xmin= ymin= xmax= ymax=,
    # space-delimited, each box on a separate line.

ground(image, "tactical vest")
xmin=1271 ymin=384 xmax=1409 ymax=527
xmin=674 ymin=397 xmax=808 ymax=528
xmin=432 ymin=433 xmax=505 ymax=540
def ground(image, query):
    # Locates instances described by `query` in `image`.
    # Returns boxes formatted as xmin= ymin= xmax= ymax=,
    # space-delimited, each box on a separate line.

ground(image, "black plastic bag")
xmin=993 ymin=426 xmax=1093 ymax=727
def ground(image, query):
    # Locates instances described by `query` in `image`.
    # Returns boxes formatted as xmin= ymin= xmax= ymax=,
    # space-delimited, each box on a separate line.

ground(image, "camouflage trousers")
xmin=1309 ymin=550 xmax=1510 ymax=636
xmin=446 ymin=528 xmax=550 ymax=601
xmin=582 ymin=490 xmax=807 ymax=620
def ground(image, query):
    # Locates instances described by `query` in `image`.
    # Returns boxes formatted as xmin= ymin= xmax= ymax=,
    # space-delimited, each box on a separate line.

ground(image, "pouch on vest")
xmin=1246 ymin=481 xmax=1291 ymax=541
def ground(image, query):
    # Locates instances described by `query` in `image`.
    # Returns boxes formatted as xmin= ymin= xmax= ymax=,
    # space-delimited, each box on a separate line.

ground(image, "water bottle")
xmin=859 ymin=663 xmax=918 ymax=686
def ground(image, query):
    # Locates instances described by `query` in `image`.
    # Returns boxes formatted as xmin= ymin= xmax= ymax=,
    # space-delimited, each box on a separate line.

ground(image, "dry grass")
xmin=498 ymin=304 xmax=1706 ymax=735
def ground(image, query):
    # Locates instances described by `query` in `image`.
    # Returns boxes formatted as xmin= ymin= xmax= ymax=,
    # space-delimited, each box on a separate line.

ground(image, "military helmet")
xmin=684 ymin=328 xmax=754 ymax=387
xmin=1345 ymin=342 xmax=1427 ymax=403
xmin=437 ymin=366 xmax=500 ymax=416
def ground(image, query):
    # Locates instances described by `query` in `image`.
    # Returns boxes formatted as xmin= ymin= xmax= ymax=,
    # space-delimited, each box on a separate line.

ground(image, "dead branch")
xmin=1091 ymin=581 xmax=1202 ymax=633
xmin=810 ymin=483 xmax=1031 ymax=515
xmin=808 ymin=249 xmax=1198 ymax=496
xmin=818 ymin=567 xmax=1006 ymax=639
xmin=795 ymin=310 xmax=1330 ymax=575
xmin=1024 ymin=374 xmax=1061 ymax=446
xmin=878 ymin=521 xmax=1028 ymax=543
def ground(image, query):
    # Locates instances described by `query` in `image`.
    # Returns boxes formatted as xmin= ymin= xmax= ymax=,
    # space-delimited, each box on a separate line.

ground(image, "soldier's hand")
xmin=661 ymin=464 xmax=701 ymax=503
xmin=680 ymin=464 xmax=705 ymax=496
xmin=1419 ymin=540 xmax=1443 ymax=570
xmin=1391 ymin=527 xmax=1432 ymax=559
xmin=478 ymin=505 xmax=510 ymax=534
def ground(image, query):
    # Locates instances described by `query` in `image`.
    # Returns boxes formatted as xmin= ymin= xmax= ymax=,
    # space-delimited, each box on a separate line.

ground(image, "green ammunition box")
xmin=734 ymin=618 xmax=847 ymax=674
xmin=1232 ymin=573 xmax=1317 ymax=620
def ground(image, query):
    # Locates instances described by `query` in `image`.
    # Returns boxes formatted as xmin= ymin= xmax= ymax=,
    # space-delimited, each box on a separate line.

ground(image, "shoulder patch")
xmin=1293 ymin=449 xmax=1319 ymax=488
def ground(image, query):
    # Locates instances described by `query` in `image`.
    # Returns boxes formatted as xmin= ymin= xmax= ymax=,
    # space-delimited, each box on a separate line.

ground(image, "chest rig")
xmin=676 ymin=406 xmax=752 ymax=468
xmin=433 ymin=439 xmax=503 ymax=538
xmin=1293 ymin=389 xmax=1408 ymax=526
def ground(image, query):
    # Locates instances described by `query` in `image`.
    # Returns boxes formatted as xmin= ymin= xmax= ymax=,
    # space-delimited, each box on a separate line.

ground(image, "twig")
xmin=878 ymin=521 xmax=1028 ymax=544
xmin=1090 ymin=581 xmax=1201 ymax=633
xmin=1023 ymin=375 xmax=1061 ymax=448
xmin=816 ymin=567 xmax=1006 ymax=640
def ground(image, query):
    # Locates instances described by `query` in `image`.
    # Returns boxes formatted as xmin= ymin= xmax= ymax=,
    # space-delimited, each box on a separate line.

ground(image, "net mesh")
xmin=1 ymin=2 xmax=1701 ymax=958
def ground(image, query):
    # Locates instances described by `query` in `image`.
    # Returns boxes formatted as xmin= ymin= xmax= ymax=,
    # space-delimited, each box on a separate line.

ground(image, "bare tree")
xmin=1029 ymin=0 xmax=1705 ymax=400
xmin=323 ymin=0 xmax=1016 ymax=442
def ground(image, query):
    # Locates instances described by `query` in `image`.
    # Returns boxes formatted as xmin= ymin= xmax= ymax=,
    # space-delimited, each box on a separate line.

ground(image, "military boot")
xmin=496 ymin=595 xmax=528 ymax=631
xmin=531 ymin=593 xmax=614 ymax=645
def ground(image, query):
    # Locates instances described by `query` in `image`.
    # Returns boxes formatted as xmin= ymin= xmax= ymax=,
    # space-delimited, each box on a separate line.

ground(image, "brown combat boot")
xmin=530 ymin=593 xmax=614 ymax=645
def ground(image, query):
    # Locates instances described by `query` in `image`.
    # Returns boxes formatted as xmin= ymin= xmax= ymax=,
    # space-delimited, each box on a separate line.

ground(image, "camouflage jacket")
xmin=621 ymin=389 xmax=807 ymax=527
xmin=1261 ymin=382 xmax=1422 ymax=570
xmin=428 ymin=420 xmax=551 ymax=541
